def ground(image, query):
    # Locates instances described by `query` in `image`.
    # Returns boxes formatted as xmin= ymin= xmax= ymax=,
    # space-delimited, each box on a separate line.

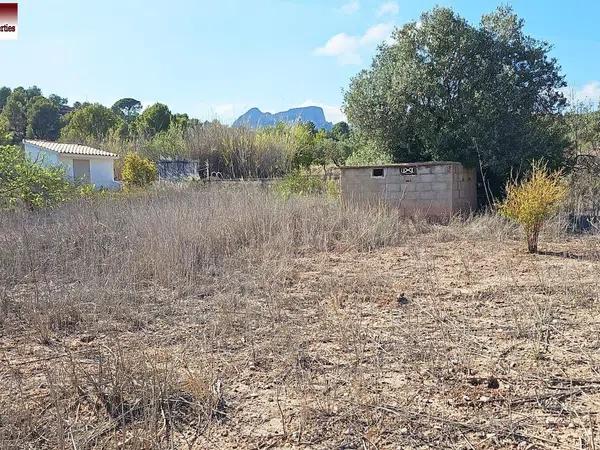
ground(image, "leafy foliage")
xmin=275 ymin=171 xmax=331 ymax=199
xmin=121 ymin=153 xmax=158 ymax=188
xmin=111 ymin=98 xmax=142 ymax=123
xmin=344 ymin=6 xmax=569 ymax=192
xmin=345 ymin=136 xmax=393 ymax=166
xmin=498 ymin=161 xmax=567 ymax=252
xmin=143 ymin=126 xmax=187 ymax=160
xmin=565 ymin=100 xmax=600 ymax=156
xmin=61 ymin=103 xmax=122 ymax=144
xmin=331 ymin=121 xmax=350 ymax=141
xmin=0 ymin=87 xmax=28 ymax=142
xmin=48 ymin=94 xmax=68 ymax=108
xmin=0 ymin=86 xmax=11 ymax=110
xmin=0 ymin=145 xmax=72 ymax=209
xmin=26 ymin=97 xmax=61 ymax=140
xmin=134 ymin=103 xmax=172 ymax=137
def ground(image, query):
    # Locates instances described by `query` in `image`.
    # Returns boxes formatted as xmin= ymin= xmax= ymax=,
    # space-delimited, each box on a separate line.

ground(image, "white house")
xmin=23 ymin=140 xmax=120 ymax=189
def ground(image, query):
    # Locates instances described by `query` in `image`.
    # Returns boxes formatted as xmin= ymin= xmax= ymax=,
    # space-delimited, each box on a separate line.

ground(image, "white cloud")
xmin=573 ymin=81 xmax=600 ymax=102
xmin=314 ymin=23 xmax=394 ymax=65
xmin=360 ymin=23 xmax=394 ymax=45
xmin=561 ymin=82 xmax=600 ymax=108
xmin=340 ymin=0 xmax=359 ymax=15
xmin=299 ymin=100 xmax=347 ymax=123
xmin=377 ymin=1 xmax=399 ymax=17
xmin=314 ymin=32 xmax=361 ymax=64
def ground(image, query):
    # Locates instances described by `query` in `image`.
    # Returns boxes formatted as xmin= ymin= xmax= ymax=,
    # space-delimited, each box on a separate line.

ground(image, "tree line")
xmin=2 ymin=6 xmax=599 ymax=190
xmin=0 ymin=88 xmax=192 ymax=145
xmin=0 ymin=85 xmax=359 ymax=178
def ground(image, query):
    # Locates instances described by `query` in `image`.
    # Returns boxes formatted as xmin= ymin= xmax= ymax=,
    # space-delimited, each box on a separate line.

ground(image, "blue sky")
xmin=3 ymin=0 xmax=600 ymax=123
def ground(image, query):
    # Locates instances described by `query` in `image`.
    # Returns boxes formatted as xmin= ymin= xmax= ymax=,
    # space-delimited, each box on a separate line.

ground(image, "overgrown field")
xmin=1 ymin=186 xmax=600 ymax=449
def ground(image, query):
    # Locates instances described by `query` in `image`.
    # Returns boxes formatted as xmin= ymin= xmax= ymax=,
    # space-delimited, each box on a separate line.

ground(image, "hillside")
xmin=233 ymin=106 xmax=333 ymax=130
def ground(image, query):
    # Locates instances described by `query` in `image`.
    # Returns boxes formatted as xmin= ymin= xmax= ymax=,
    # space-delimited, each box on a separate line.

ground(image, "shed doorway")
xmin=73 ymin=159 xmax=91 ymax=183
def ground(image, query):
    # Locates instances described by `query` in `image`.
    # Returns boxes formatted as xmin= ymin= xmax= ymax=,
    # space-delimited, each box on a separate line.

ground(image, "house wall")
xmin=24 ymin=143 xmax=60 ymax=167
xmin=340 ymin=162 xmax=477 ymax=218
xmin=89 ymin=158 xmax=118 ymax=188
xmin=58 ymin=156 xmax=74 ymax=178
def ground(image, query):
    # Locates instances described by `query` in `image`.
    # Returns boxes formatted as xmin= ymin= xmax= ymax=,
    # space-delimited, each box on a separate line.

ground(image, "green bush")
xmin=345 ymin=139 xmax=393 ymax=166
xmin=121 ymin=153 xmax=158 ymax=188
xmin=325 ymin=179 xmax=341 ymax=198
xmin=275 ymin=171 xmax=339 ymax=199
xmin=0 ymin=145 xmax=72 ymax=209
xmin=143 ymin=126 xmax=186 ymax=160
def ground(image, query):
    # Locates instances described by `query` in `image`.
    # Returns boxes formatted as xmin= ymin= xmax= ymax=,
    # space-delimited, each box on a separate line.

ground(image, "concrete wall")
xmin=340 ymin=162 xmax=477 ymax=218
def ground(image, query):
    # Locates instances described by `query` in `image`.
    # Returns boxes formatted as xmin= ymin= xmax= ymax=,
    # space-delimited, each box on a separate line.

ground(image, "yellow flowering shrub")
xmin=498 ymin=161 xmax=567 ymax=253
xmin=121 ymin=153 xmax=157 ymax=189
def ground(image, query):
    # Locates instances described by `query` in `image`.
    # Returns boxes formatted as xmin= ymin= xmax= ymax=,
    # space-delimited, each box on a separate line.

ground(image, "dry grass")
xmin=1 ymin=185 xmax=599 ymax=449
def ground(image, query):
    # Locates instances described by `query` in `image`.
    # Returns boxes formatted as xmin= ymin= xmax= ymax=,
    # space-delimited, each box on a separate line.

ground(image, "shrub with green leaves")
xmin=345 ymin=139 xmax=393 ymax=166
xmin=498 ymin=161 xmax=567 ymax=253
xmin=121 ymin=153 xmax=158 ymax=188
xmin=0 ymin=145 xmax=72 ymax=209
xmin=275 ymin=171 xmax=339 ymax=199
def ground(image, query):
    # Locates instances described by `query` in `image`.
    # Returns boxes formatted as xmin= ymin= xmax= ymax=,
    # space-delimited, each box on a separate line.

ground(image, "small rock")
xmin=487 ymin=376 xmax=500 ymax=389
xmin=396 ymin=293 xmax=409 ymax=305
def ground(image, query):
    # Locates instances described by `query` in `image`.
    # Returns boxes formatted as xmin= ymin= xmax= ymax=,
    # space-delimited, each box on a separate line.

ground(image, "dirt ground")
xmin=2 ymin=232 xmax=600 ymax=449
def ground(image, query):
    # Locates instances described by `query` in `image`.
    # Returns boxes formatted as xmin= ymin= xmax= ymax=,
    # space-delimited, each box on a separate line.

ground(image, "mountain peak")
xmin=233 ymin=106 xmax=333 ymax=130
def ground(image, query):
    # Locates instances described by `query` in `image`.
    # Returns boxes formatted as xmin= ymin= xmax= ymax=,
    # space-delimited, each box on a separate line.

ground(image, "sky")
xmin=3 ymin=0 xmax=600 ymax=124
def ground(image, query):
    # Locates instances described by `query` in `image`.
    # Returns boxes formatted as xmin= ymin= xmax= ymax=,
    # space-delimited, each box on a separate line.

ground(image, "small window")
xmin=372 ymin=168 xmax=384 ymax=177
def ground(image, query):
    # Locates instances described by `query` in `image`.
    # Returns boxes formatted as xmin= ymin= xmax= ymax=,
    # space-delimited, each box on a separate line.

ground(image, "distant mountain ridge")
xmin=233 ymin=106 xmax=333 ymax=130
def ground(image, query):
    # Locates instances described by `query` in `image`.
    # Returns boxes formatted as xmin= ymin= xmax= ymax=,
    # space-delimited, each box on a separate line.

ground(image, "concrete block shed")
xmin=340 ymin=162 xmax=477 ymax=218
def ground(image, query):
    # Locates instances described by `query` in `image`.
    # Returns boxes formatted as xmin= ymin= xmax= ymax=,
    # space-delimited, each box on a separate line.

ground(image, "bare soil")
xmin=2 ymin=230 xmax=600 ymax=449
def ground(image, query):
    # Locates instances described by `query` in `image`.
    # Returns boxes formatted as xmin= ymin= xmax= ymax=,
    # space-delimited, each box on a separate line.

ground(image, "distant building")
xmin=340 ymin=162 xmax=477 ymax=218
xmin=23 ymin=140 xmax=120 ymax=189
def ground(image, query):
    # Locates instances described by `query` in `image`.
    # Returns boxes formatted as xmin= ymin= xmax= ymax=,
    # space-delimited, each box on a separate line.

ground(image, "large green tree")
xmin=344 ymin=6 xmax=568 ymax=191
xmin=60 ymin=103 xmax=121 ymax=143
xmin=111 ymin=97 xmax=142 ymax=123
xmin=134 ymin=103 xmax=172 ymax=137
xmin=0 ymin=86 xmax=11 ymax=110
xmin=24 ymin=86 xmax=42 ymax=102
xmin=0 ymin=87 xmax=28 ymax=142
xmin=331 ymin=121 xmax=350 ymax=141
xmin=26 ymin=97 xmax=61 ymax=140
